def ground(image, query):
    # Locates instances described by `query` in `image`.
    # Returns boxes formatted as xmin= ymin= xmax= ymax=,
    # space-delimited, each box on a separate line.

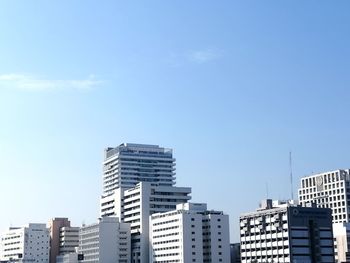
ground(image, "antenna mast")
xmin=266 ymin=182 xmax=269 ymax=198
xmin=289 ymin=151 xmax=294 ymax=200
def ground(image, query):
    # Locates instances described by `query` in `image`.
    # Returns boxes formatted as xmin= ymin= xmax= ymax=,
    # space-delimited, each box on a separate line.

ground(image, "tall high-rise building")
xmin=102 ymin=143 xmax=176 ymax=196
xmin=240 ymin=199 xmax=335 ymax=263
xmin=0 ymin=223 xmax=50 ymax=262
xmin=99 ymin=143 xmax=191 ymax=263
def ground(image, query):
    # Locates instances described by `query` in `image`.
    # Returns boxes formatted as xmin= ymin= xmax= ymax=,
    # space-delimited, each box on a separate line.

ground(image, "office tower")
xmin=78 ymin=217 xmax=130 ymax=263
xmin=240 ymin=199 xmax=335 ymax=263
xmin=0 ymin=223 xmax=50 ymax=262
xmin=149 ymin=202 xmax=230 ymax=263
xmin=102 ymin=143 xmax=176 ymax=195
xmin=298 ymin=169 xmax=350 ymax=223
xmin=48 ymin=218 xmax=79 ymax=263
xmin=99 ymin=143 xmax=190 ymax=263
xmin=100 ymin=144 xmax=178 ymax=216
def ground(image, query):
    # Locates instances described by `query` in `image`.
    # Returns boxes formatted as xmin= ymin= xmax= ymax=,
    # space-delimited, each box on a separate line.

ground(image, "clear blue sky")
xmin=0 ymin=1 xmax=350 ymax=242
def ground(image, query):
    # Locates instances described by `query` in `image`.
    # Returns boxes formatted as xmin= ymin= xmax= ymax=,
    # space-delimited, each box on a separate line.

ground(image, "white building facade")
xmin=58 ymin=226 xmax=79 ymax=255
xmin=99 ymin=143 xmax=191 ymax=263
xmin=78 ymin=217 xmax=130 ymax=263
xmin=298 ymin=169 xmax=350 ymax=223
xmin=150 ymin=203 xmax=230 ymax=263
xmin=102 ymin=143 xmax=176 ymax=195
xmin=0 ymin=223 xmax=50 ymax=263
xmin=123 ymin=182 xmax=191 ymax=263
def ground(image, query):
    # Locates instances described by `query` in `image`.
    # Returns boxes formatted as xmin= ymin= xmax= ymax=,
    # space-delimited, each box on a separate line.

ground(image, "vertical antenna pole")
xmin=290 ymin=151 xmax=294 ymax=200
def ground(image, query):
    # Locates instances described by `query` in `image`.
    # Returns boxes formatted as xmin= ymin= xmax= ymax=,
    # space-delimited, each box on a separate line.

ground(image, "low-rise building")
xmin=78 ymin=217 xmax=130 ymax=263
xmin=150 ymin=202 xmax=230 ymax=263
xmin=0 ymin=223 xmax=50 ymax=262
xmin=240 ymin=199 xmax=335 ymax=263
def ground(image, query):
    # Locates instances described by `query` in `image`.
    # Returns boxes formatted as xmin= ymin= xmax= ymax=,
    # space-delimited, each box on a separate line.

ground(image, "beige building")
xmin=48 ymin=218 xmax=79 ymax=263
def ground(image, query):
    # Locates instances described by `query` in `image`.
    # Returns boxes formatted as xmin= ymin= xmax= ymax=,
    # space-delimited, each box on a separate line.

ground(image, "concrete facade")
xmin=99 ymin=143 xmax=191 ymax=263
xmin=333 ymin=223 xmax=350 ymax=263
xmin=298 ymin=169 xmax=350 ymax=262
xmin=48 ymin=218 xmax=71 ymax=263
xmin=123 ymin=182 xmax=191 ymax=263
xmin=0 ymin=223 xmax=50 ymax=263
xmin=240 ymin=199 xmax=335 ymax=263
xmin=298 ymin=169 xmax=350 ymax=224
xmin=58 ymin=227 xmax=79 ymax=255
xmin=78 ymin=217 xmax=130 ymax=263
xmin=150 ymin=203 xmax=230 ymax=263
xmin=102 ymin=143 xmax=176 ymax=195
xmin=48 ymin=218 xmax=79 ymax=263
xmin=56 ymin=253 xmax=80 ymax=263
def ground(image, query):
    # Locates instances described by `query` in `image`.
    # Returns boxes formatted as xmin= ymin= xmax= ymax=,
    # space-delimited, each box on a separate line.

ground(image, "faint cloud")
xmin=188 ymin=48 xmax=222 ymax=64
xmin=0 ymin=74 xmax=102 ymax=91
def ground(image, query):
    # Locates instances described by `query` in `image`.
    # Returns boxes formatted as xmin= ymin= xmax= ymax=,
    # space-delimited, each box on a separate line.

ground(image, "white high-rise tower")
xmin=102 ymin=143 xmax=176 ymax=195
xmin=100 ymin=143 xmax=191 ymax=263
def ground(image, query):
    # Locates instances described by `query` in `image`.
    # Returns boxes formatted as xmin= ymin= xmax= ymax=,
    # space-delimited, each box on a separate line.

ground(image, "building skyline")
xmin=1 ymin=0 xmax=350 ymax=244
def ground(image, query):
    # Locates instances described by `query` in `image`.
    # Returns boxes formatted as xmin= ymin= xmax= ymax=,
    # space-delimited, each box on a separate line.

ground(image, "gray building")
xmin=240 ymin=199 xmax=335 ymax=263
xmin=231 ymin=243 xmax=241 ymax=263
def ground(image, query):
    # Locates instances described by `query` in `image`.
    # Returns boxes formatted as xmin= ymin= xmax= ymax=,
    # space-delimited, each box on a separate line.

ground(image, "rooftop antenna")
xmin=289 ymin=151 xmax=294 ymax=200
xmin=266 ymin=182 xmax=269 ymax=199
